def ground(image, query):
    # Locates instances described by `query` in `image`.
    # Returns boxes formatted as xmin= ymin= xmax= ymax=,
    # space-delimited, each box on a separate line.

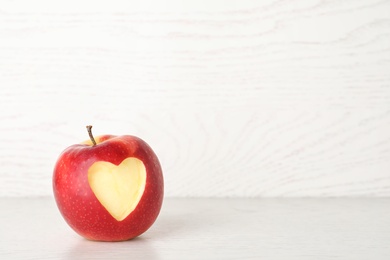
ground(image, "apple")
xmin=53 ymin=126 xmax=164 ymax=241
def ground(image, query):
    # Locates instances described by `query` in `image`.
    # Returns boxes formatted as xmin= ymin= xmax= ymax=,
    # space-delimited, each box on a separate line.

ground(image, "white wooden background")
xmin=0 ymin=0 xmax=389 ymax=197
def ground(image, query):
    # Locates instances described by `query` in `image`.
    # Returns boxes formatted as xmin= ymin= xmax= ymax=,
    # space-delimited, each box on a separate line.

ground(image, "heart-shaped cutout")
xmin=88 ymin=157 xmax=146 ymax=221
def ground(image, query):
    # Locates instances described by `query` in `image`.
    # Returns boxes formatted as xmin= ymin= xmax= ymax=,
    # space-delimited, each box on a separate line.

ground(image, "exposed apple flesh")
xmin=88 ymin=157 xmax=146 ymax=221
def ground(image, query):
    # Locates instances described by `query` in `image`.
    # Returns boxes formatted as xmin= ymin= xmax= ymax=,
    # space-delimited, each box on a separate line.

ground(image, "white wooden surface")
xmin=0 ymin=197 xmax=389 ymax=259
xmin=1 ymin=0 xmax=390 ymax=197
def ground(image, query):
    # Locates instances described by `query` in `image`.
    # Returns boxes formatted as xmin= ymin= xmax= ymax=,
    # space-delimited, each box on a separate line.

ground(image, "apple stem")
xmin=86 ymin=125 xmax=97 ymax=146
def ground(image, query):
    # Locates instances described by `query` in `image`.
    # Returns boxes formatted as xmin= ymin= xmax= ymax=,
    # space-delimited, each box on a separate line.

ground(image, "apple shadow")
xmin=146 ymin=210 xmax=188 ymax=239
xmin=65 ymin=236 xmax=160 ymax=260
xmin=145 ymin=198 xmax=220 ymax=240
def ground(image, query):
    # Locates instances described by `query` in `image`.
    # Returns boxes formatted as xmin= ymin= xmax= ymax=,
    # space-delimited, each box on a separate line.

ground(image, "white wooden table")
xmin=1 ymin=198 xmax=389 ymax=259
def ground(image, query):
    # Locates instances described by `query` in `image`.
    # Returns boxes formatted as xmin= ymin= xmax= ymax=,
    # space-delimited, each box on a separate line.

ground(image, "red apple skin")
xmin=53 ymin=135 xmax=164 ymax=241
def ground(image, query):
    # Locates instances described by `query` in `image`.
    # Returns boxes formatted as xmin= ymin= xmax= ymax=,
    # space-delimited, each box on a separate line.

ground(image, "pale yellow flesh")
xmin=87 ymin=157 xmax=146 ymax=221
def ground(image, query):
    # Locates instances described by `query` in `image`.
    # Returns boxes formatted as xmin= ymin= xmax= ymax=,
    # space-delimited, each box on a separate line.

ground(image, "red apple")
xmin=53 ymin=126 xmax=164 ymax=241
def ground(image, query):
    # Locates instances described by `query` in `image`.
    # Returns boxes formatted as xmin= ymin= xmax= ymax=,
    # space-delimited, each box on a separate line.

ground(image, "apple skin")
xmin=53 ymin=134 xmax=164 ymax=241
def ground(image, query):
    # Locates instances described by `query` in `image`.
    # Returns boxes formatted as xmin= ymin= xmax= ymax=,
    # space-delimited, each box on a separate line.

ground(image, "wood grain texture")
xmin=0 ymin=0 xmax=389 ymax=197
xmin=1 ymin=198 xmax=390 ymax=259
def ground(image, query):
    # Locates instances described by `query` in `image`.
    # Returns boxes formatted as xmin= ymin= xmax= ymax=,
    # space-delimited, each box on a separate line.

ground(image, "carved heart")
xmin=88 ymin=157 xmax=146 ymax=221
